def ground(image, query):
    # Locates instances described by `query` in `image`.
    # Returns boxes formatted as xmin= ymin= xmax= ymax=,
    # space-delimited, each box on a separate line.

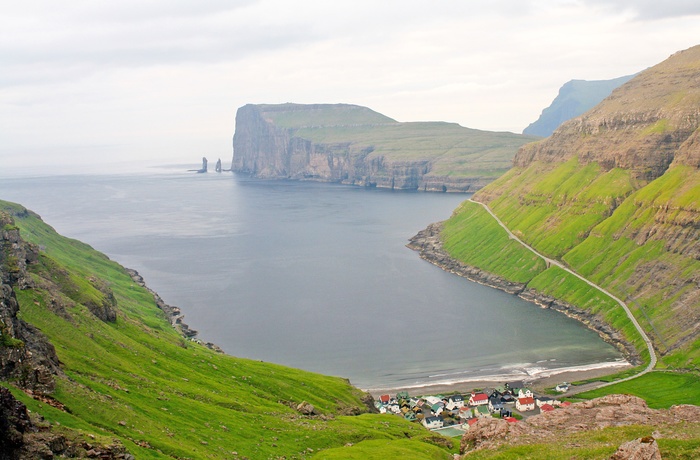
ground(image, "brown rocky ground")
xmin=459 ymin=394 xmax=700 ymax=457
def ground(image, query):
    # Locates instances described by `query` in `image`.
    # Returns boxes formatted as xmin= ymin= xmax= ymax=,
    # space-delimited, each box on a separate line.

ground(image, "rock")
xmin=610 ymin=436 xmax=661 ymax=460
xmin=296 ymin=401 xmax=316 ymax=416
xmin=459 ymin=395 xmax=700 ymax=455
xmin=1 ymin=211 xmax=62 ymax=393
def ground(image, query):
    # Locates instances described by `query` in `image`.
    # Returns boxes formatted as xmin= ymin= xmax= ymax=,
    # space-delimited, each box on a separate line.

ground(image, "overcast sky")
xmin=2 ymin=0 xmax=699 ymax=173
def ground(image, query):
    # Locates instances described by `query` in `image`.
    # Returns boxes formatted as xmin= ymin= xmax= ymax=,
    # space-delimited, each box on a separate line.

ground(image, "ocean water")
xmin=0 ymin=168 xmax=625 ymax=391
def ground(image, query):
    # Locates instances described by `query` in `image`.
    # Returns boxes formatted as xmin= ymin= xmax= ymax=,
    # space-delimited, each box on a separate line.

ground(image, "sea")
xmin=0 ymin=166 xmax=626 ymax=392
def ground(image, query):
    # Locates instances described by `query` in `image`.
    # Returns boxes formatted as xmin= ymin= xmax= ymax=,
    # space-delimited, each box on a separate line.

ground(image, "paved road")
xmin=468 ymin=199 xmax=657 ymax=394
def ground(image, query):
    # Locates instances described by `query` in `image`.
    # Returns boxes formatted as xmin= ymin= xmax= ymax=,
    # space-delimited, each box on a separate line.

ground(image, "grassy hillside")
xmin=1 ymin=199 xmax=457 ymax=459
xmin=440 ymin=46 xmax=700 ymax=374
xmin=258 ymin=104 xmax=540 ymax=180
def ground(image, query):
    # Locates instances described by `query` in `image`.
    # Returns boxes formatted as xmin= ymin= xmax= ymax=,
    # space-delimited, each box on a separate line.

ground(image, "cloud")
xmin=582 ymin=0 xmax=700 ymax=20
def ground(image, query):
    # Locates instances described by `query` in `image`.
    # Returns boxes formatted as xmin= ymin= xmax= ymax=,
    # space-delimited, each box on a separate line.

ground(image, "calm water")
xmin=0 ymin=169 xmax=624 ymax=390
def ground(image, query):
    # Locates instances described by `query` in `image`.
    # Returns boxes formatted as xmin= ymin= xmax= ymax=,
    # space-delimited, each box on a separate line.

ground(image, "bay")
xmin=0 ymin=169 xmax=624 ymax=391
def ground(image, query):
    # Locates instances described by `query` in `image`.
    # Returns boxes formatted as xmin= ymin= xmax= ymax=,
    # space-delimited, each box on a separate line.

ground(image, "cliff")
xmin=232 ymin=103 xmax=539 ymax=192
xmin=439 ymin=45 xmax=700 ymax=369
xmin=523 ymin=74 xmax=635 ymax=137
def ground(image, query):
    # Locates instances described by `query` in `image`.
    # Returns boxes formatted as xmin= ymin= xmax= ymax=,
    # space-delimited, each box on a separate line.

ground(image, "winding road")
xmin=468 ymin=199 xmax=657 ymax=394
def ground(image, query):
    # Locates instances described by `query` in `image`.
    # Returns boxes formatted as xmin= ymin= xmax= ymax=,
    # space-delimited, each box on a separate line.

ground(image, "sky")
xmin=2 ymin=0 xmax=700 ymax=174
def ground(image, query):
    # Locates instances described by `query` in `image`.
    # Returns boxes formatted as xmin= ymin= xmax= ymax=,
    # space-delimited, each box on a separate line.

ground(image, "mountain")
xmin=231 ymin=103 xmax=539 ymax=192
xmin=0 ymin=200 xmax=457 ymax=458
xmin=438 ymin=45 xmax=700 ymax=369
xmin=523 ymin=74 xmax=635 ymax=137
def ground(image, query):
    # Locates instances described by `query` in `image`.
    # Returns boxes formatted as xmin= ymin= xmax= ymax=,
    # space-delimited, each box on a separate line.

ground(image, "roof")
xmin=471 ymin=393 xmax=488 ymax=402
xmin=379 ymin=394 xmax=390 ymax=403
xmin=505 ymin=417 xmax=518 ymax=423
xmin=467 ymin=418 xmax=479 ymax=426
xmin=518 ymin=397 xmax=535 ymax=405
xmin=540 ymin=404 xmax=555 ymax=412
xmin=448 ymin=394 xmax=464 ymax=401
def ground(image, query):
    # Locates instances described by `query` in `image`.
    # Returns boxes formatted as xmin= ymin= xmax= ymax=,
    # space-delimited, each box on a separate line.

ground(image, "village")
xmin=374 ymin=380 xmax=572 ymax=437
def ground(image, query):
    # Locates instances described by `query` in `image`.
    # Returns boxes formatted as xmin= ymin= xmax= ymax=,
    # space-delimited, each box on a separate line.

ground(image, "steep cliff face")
xmin=232 ymin=103 xmax=538 ymax=192
xmin=0 ymin=210 xmax=61 ymax=393
xmin=466 ymin=45 xmax=700 ymax=367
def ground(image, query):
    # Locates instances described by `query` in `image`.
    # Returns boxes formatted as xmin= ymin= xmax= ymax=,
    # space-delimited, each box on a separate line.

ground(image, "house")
xmin=396 ymin=391 xmax=410 ymax=400
xmin=540 ymin=403 xmax=555 ymax=413
xmin=505 ymin=381 xmax=525 ymax=393
xmin=536 ymin=396 xmax=556 ymax=408
xmin=422 ymin=416 xmax=444 ymax=430
xmin=445 ymin=394 xmax=465 ymax=410
xmin=469 ymin=393 xmax=489 ymax=406
xmin=425 ymin=396 xmax=442 ymax=406
xmin=488 ymin=396 xmax=504 ymax=414
xmin=516 ymin=397 xmax=536 ymax=412
xmin=404 ymin=411 xmax=417 ymax=422
xmin=504 ymin=416 xmax=518 ymax=423
xmin=458 ymin=406 xmax=473 ymax=421
xmin=379 ymin=394 xmax=391 ymax=405
xmin=560 ymin=401 xmax=572 ymax=408
xmin=387 ymin=403 xmax=401 ymax=414
xmin=431 ymin=403 xmax=444 ymax=416
xmin=517 ymin=388 xmax=533 ymax=399
xmin=555 ymin=382 xmax=570 ymax=393
xmin=500 ymin=393 xmax=515 ymax=404
xmin=466 ymin=418 xmax=479 ymax=428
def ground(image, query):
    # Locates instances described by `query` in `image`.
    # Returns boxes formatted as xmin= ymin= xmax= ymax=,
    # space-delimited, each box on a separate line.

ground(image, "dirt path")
xmin=469 ymin=199 xmax=657 ymax=393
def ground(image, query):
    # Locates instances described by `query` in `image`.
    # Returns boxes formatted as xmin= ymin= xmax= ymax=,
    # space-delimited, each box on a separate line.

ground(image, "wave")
xmin=361 ymin=358 xmax=629 ymax=393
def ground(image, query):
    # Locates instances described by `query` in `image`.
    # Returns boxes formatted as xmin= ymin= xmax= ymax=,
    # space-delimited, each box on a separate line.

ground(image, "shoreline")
xmin=364 ymin=361 xmax=632 ymax=398
xmin=406 ymin=222 xmax=641 ymax=366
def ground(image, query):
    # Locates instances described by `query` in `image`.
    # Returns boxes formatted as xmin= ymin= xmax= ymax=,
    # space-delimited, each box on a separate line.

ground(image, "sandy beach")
xmin=365 ymin=362 xmax=632 ymax=398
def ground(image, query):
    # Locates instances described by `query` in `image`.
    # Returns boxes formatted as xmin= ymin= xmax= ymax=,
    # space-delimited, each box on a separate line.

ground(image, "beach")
xmin=365 ymin=361 xmax=632 ymax=398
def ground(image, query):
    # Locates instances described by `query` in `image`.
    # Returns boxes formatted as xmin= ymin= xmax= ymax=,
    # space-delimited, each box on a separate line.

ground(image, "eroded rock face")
xmin=610 ymin=436 xmax=661 ymax=460
xmin=1 ymin=211 xmax=61 ymax=393
xmin=459 ymin=395 xmax=700 ymax=456
xmin=231 ymin=103 xmax=516 ymax=192
xmin=514 ymin=45 xmax=700 ymax=182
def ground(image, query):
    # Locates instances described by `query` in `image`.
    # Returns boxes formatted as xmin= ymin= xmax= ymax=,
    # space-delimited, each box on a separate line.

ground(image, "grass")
xmin=575 ymin=371 xmax=700 ymax=409
xmin=441 ymin=201 xmax=547 ymax=283
xmin=251 ymin=103 xmax=540 ymax=180
xmin=2 ymin=199 xmax=457 ymax=459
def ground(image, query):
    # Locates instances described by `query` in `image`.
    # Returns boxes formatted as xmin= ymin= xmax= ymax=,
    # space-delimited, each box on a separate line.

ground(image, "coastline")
xmin=364 ymin=361 xmax=632 ymax=398
xmin=406 ymin=222 xmax=640 ymax=366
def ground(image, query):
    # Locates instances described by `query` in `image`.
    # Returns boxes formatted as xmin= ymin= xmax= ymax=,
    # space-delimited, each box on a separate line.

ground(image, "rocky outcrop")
xmin=610 ymin=436 xmax=661 ymax=460
xmin=125 ymin=268 xmax=223 ymax=353
xmin=459 ymin=394 xmax=700 ymax=456
xmin=1 ymin=387 xmax=133 ymax=460
xmin=231 ymin=103 xmax=535 ymax=192
xmin=1 ymin=210 xmax=61 ymax=393
xmin=407 ymin=222 xmax=640 ymax=364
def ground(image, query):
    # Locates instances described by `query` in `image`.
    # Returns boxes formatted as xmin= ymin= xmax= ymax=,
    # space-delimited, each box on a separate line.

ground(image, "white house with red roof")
xmin=468 ymin=393 xmax=489 ymax=406
xmin=516 ymin=396 xmax=535 ymax=411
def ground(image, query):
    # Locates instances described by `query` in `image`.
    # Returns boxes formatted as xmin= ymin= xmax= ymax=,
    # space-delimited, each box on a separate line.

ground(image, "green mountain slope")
xmin=441 ymin=45 xmax=700 ymax=369
xmin=232 ymin=103 xmax=539 ymax=192
xmin=0 ymin=200 xmax=457 ymax=459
